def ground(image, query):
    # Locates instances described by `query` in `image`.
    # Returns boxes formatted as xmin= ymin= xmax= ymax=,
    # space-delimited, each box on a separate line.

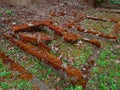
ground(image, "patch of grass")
xmin=0 ymin=59 xmax=33 ymax=90
xmin=81 ymin=19 xmax=114 ymax=34
xmin=5 ymin=10 xmax=12 ymax=15
xmin=97 ymin=47 xmax=118 ymax=67
xmin=6 ymin=50 xmax=16 ymax=55
xmin=88 ymin=45 xmax=120 ymax=89
xmin=91 ymin=67 xmax=99 ymax=73
xmin=0 ymin=70 xmax=12 ymax=77
xmin=52 ymin=41 xmax=94 ymax=69
xmin=0 ymin=60 xmax=12 ymax=78
xmin=65 ymin=85 xmax=83 ymax=90
xmin=17 ymin=80 xmax=32 ymax=90
xmin=0 ymin=60 xmax=3 ymax=68
xmin=0 ymin=82 xmax=8 ymax=89
xmin=0 ymin=13 xmax=2 ymax=16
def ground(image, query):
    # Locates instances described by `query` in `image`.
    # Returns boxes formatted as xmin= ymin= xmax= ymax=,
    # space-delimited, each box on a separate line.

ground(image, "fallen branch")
xmin=63 ymin=22 xmax=117 ymax=40
xmin=11 ymin=19 xmax=53 ymax=32
xmin=86 ymin=16 xmax=118 ymax=23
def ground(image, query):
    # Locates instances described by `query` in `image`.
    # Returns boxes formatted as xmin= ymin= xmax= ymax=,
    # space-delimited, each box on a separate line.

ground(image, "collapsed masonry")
xmin=2 ymin=17 xmax=119 ymax=88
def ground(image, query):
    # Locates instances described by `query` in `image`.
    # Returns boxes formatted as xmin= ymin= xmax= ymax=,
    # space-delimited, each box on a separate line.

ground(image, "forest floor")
xmin=0 ymin=1 xmax=120 ymax=90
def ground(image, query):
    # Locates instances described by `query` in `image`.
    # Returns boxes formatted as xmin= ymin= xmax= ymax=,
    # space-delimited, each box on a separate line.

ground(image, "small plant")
xmin=110 ymin=79 xmax=117 ymax=90
xmin=99 ymin=83 xmax=108 ymax=90
xmin=6 ymin=50 xmax=16 ymax=55
xmin=5 ymin=10 xmax=12 ymax=15
xmin=95 ymin=0 xmax=102 ymax=7
xmin=0 ymin=70 xmax=12 ymax=77
xmin=0 ymin=13 xmax=2 ymax=16
xmin=97 ymin=60 xmax=109 ymax=67
xmin=0 ymin=60 xmax=3 ymax=68
xmin=17 ymin=80 xmax=32 ymax=90
xmin=65 ymin=85 xmax=83 ymax=90
xmin=92 ymin=67 xmax=99 ymax=73
xmin=0 ymin=82 xmax=8 ymax=89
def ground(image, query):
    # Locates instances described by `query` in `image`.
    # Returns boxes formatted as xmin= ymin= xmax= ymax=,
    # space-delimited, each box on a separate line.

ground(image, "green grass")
xmin=65 ymin=85 xmax=83 ymax=90
xmin=5 ymin=10 xmax=12 ymax=15
xmin=0 ymin=13 xmax=2 ymax=16
xmin=0 ymin=60 xmax=33 ymax=90
xmin=0 ymin=60 xmax=12 ymax=78
xmin=0 ymin=82 xmax=8 ymax=89
xmin=50 ymin=39 xmax=94 ymax=69
xmin=87 ymin=44 xmax=120 ymax=90
xmin=81 ymin=19 xmax=115 ymax=34
xmin=91 ymin=67 xmax=99 ymax=73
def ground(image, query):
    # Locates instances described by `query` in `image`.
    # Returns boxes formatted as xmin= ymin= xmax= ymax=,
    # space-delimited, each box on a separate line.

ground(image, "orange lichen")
xmin=43 ymin=22 xmax=101 ymax=47
xmin=78 ymin=14 xmax=86 ymax=21
xmin=19 ymin=33 xmax=51 ymax=52
xmin=62 ymin=23 xmax=101 ymax=46
xmin=10 ymin=19 xmax=102 ymax=46
xmin=19 ymin=33 xmax=38 ymax=44
xmin=59 ymin=11 xmax=65 ymax=16
xmin=110 ymin=23 xmax=120 ymax=35
xmin=42 ymin=22 xmax=67 ymax=36
xmin=62 ymin=19 xmax=117 ymax=40
xmin=11 ymin=19 xmax=66 ymax=36
xmin=99 ymin=33 xmax=117 ymax=39
xmin=77 ymin=26 xmax=86 ymax=32
xmin=49 ymin=11 xmax=57 ymax=16
xmin=11 ymin=19 xmax=53 ymax=32
xmin=11 ymin=24 xmax=29 ymax=32
xmin=63 ymin=22 xmax=76 ymax=28
xmin=110 ymin=19 xmax=118 ymax=23
xmin=19 ymin=33 xmax=52 ymax=43
xmin=63 ymin=32 xmax=78 ymax=43
xmin=82 ymin=39 xmax=101 ymax=48
xmin=77 ymin=26 xmax=117 ymax=40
